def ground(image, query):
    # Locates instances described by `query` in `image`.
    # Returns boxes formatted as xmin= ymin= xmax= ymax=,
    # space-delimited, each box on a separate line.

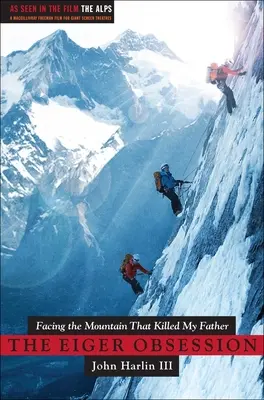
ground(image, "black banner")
xmin=1 ymin=0 xmax=114 ymax=23
xmin=28 ymin=316 xmax=236 ymax=335
xmin=84 ymin=356 xmax=180 ymax=377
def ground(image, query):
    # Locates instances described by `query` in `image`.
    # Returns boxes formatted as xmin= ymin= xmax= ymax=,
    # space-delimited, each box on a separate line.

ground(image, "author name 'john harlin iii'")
xmin=90 ymin=359 xmax=173 ymax=372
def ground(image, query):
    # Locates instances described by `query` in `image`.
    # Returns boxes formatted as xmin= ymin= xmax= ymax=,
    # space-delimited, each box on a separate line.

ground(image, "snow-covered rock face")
xmin=2 ymin=29 xmax=135 ymax=117
xmin=103 ymin=29 xmax=182 ymax=61
xmin=1 ymin=30 xmax=130 ymax=258
xmin=1 ymin=103 xmax=49 ymax=255
xmin=90 ymin=3 xmax=263 ymax=400
xmin=2 ymin=28 xmax=186 ymax=122
xmin=104 ymin=29 xmax=217 ymax=122
xmin=1 ymin=96 xmax=122 ymax=257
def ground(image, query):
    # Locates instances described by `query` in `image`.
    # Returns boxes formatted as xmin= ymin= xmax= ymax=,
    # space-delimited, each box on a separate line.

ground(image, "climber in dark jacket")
xmin=160 ymin=163 xmax=184 ymax=216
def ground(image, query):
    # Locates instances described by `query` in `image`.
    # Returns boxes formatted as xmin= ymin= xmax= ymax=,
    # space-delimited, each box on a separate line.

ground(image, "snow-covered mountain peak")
xmin=1 ymin=26 xmax=213 ymax=125
xmin=44 ymin=28 xmax=68 ymax=41
xmin=103 ymin=29 xmax=182 ymax=61
xmin=100 ymin=28 xmax=216 ymax=120
xmin=1 ymin=29 xmax=81 ymax=107
xmin=4 ymin=29 xmax=74 ymax=71
xmin=1 ymin=29 xmax=135 ymax=116
xmin=28 ymin=29 xmax=77 ymax=55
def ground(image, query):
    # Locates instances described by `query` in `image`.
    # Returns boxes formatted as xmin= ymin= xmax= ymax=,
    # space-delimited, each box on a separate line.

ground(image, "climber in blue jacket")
xmin=160 ymin=163 xmax=184 ymax=216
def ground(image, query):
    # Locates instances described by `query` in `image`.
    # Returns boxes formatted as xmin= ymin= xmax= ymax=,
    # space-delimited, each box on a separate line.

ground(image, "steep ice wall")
xmin=90 ymin=3 xmax=263 ymax=399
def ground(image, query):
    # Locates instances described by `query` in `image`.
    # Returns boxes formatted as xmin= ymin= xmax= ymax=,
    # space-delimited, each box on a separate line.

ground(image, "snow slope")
xmin=30 ymin=100 xmax=120 ymax=151
xmin=90 ymin=2 xmax=263 ymax=399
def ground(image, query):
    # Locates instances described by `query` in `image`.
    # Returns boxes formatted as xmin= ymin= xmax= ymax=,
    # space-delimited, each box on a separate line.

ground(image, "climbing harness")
xmin=175 ymin=181 xmax=192 ymax=205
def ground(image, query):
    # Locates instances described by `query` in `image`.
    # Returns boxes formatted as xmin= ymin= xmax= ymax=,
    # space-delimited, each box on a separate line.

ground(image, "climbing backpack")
xmin=153 ymin=171 xmax=164 ymax=193
xmin=120 ymin=254 xmax=133 ymax=274
xmin=206 ymin=63 xmax=219 ymax=83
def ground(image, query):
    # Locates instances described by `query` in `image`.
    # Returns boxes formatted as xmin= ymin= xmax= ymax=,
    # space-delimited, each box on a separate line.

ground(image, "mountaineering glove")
xmin=148 ymin=272 xmax=152 ymax=275
xmin=175 ymin=180 xmax=184 ymax=186
xmin=238 ymin=71 xmax=247 ymax=76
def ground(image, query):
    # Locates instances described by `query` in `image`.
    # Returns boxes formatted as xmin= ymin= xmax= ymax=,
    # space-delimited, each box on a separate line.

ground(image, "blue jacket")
xmin=160 ymin=171 xmax=177 ymax=190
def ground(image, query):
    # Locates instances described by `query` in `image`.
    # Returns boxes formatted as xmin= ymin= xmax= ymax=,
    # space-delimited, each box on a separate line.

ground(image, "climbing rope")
xmin=184 ymin=166 xmax=199 ymax=181
xmin=182 ymin=115 xmax=215 ymax=181
xmin=176 ymin=115 xmax=216 ymax=205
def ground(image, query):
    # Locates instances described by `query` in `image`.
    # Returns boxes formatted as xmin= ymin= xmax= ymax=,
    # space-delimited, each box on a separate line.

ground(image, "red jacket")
xmin=217 ymin=65 xmax=243 ymax=81
xmin=124 ymin=261 xmax=149 ymax=279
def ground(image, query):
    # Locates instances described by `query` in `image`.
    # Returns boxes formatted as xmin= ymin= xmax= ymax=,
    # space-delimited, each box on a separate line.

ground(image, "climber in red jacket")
xmin=209 ymin=59 xmax=247 ymax=114
xmin=122 ymin=254 xmax=152 ymax=295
